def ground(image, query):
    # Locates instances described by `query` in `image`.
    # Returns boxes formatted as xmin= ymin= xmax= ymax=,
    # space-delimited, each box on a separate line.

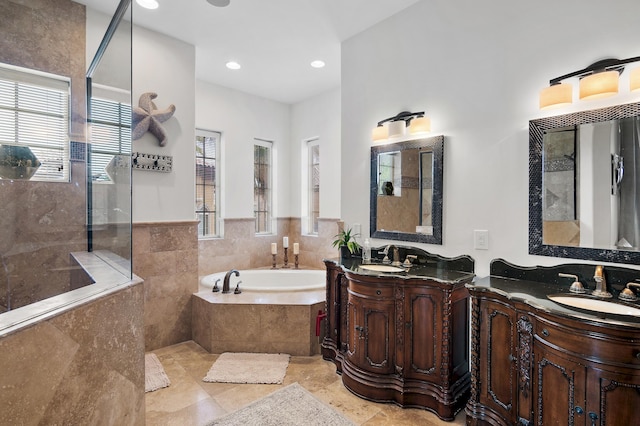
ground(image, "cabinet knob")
xmin=508 ymin=354 xmax=516 ymax=362
xmin=542 ymin=329 xmax=549 ymax=337
xmin=588 ymin=412 xmax=598 ymax=426
xmin=575 ymin=406 xmax=584 ymax=415
xmin=636 ymin=352 xmax=640 ymax=360
xmin=376 ymin=290 xmax=381 ymax=295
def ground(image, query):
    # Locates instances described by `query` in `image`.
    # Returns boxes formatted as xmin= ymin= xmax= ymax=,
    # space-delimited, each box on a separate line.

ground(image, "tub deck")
xmin=192 ymin=289 xmax=325 ymax=356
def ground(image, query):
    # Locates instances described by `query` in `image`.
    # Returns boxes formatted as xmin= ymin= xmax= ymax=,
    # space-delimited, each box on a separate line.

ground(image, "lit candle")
xmin=271 ymin=243 xmax=277 ymax=255
xmin=293 ymin=243 xmax=299 ymax=255
xmin=283 ymin=236 xmax=289 ymax=248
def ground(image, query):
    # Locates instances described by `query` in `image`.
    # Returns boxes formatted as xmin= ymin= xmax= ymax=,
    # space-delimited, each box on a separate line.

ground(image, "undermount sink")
xmin=358 ymin=264 xmax=405 ymax=273
xmin=548 ymin=294 xmax=640 ymax=317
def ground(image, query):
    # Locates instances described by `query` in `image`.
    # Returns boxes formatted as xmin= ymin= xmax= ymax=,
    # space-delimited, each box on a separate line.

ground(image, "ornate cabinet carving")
xmin=467 ymin=288 xmax=640 ymax=426
xmin=322 ymin=259 xmax=474 ymax=421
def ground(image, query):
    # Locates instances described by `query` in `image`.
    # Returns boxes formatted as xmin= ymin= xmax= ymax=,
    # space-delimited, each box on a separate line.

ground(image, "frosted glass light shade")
xmin=539 ymin=83 xmax=573 ymax=109
xmin=387 ymin=120 xmax=406 ymax=138
xmin=372 ymin=125 xmax=388 ymax=141
xmin=409 ymin=116 xmax=431 ymax=134
xmin=631 ymin=68 xmax=640 ymax=92
xmin=579 ymin=71 xmax=619 ymax=100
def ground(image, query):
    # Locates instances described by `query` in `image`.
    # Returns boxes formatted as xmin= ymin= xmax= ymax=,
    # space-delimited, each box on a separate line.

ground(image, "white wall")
xmin=131 ymin=26 xmax=196 ymax=222
xmin=341 ymin=0 xmax=640 ymax=277
xmin=195 ymin=81 xmax=291 ymax=220
xmin=291 ymin=88 xmax=341 ymax=220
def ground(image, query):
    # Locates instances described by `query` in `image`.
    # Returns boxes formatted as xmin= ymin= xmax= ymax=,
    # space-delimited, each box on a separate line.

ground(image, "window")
xmin=0 ymin=63 xmax=70 ymax=181
xmin=254 ymin=139 xmax=273 ymax=234
xmin=88 ymin=92 xmax=132 ymax=182
xmin=196 ymin=129 xmax=221 ymax=237
xmin=307 ymin=139 xmax=320 ymax=234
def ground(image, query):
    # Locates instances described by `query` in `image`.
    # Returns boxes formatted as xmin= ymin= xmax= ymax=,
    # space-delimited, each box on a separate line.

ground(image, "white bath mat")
xmin=145 ymin=353 xmax=171 ymax=392
xmin=203 ymin=352 xmax=290 ymax=384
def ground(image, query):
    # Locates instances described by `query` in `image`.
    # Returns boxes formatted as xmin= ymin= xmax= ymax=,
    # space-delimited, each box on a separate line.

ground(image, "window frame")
xmin=305 ymin=138 xmax=320 ymax=235
xmin=0 ymin=62 xmax=71 ymax=182
xmin=196 ymin=128 xmax=221 ymax=238
xmin=254 ymin=139 xmax=273 ymax=234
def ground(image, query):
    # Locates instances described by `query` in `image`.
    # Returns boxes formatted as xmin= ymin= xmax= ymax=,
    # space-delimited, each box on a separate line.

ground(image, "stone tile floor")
xmin=145 ymin=341 xmax=466 ymax=425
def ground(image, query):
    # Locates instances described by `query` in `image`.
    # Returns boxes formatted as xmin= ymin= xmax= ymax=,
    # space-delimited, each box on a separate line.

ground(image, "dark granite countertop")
xmin=468 ymin=259 xmax=640 ymax=329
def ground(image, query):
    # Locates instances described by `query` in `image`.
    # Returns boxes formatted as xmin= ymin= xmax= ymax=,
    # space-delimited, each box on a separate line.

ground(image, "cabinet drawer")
xmin=535 ymin=317 xmax=640 ymax=367
xmin=348 ymin=281 xmax=394 ymax=299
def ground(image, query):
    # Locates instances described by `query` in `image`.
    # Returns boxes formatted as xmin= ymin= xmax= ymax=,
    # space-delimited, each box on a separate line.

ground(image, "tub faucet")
xmin=592 ymin=265 xmax=612 ymax=299
xmin=223 ymin=269 xmax=240 ymax=294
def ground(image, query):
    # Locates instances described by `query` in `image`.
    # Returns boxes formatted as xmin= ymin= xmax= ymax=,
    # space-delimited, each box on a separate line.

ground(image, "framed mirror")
xmin=370 ymin=135 xmax=443 ymax=244
xmin=529 ymin=102 xmax=640 ymax=264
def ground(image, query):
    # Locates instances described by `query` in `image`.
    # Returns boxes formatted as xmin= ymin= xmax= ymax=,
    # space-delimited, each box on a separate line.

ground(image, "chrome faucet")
xmin=381 ymin=245 xmax=401 ymax=266
xmin=592 ymin=265 xmax=612 ymax=299
xmin=223 ymin=269 xmax=240 ymax=294
xmin=619 ymin=280 xmax=640 ymax=302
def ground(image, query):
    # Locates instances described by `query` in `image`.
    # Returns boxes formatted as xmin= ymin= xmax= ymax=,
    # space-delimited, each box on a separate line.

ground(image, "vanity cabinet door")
xmin=586 ymin=366 xmax=640 ymax=426
xmin=478 ymin=299 xmax=519 ymax=425
xmin=533 ymin=342 xmax=587 ymax=426
xmin=403 ymin=286 xmax=442 ymax=382
xmin=323 ymin=262 xmax=342 ymax=352
xmin=346 ymin=291 xmax=395 ymax=375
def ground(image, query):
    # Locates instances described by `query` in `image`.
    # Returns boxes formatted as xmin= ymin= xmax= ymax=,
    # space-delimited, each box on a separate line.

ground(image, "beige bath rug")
xmin=145 ymin=353 xmax=170 ymax=392
xmin=203 ymin=352 xmax=290 ymax=384
xmin=206 ymin=382 xmax=355 ymax=425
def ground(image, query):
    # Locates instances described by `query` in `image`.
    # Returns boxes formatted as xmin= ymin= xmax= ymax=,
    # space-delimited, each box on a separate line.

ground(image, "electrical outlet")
xmin=474 ymin=230 xmax=489 ymax=250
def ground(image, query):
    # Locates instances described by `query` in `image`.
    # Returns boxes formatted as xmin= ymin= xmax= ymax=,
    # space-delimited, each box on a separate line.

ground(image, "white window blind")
xmin=0 ymin=63 xmax=70 ymax=181
xmin=89 ymin=96 xmax=132 ymax=182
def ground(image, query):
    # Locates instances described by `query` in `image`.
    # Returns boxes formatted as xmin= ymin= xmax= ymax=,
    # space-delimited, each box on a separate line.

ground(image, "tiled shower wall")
xmin=138 ymin=217 xmax=341 ymax=351
xmin=0 ymin=0 xmax=88 ymax=312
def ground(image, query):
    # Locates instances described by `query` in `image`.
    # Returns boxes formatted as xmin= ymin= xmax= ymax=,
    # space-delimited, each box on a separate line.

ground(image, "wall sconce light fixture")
xmin=539 ymin=56 xmax=640 ymax=109
xmin=372 ymin=111 xmax=431 ymax=142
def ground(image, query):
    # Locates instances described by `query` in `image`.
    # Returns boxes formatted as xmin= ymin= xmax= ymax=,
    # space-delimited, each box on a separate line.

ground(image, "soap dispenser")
xmin=363 ymin=238 xmax=371 ymax=264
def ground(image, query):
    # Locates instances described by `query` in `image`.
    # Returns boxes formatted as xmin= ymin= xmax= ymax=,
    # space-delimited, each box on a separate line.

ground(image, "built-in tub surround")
xmin=466 ymin=259 xmax=640 ymax=426
xmin=0 ymin=251 xmax=144 ymax=425
xmin=192 ymin=273 xmax=325 ymax=356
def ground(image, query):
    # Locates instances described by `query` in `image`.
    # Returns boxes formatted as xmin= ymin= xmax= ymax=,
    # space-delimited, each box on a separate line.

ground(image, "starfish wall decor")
xmin=132 ymin=92 xmax=176 ymax=146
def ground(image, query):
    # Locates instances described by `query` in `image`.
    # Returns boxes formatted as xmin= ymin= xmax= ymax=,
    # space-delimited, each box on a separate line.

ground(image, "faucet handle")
xmin=212 ymin=278 xmax=221 ymax=292
xmin=234 ymin=281 xmax=242 ymax=294
xmin=558 ymin=273 xmax=586 ymax=294
xmin=403 ymin=255 xmax=418 ymax=267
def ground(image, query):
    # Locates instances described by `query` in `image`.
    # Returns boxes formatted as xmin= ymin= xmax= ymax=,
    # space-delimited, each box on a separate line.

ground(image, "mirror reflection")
xmin=530 ymin=102 xmax=640 ymax=264
xmin=371 ymin=135 xmax=443 ymax=244
xmin=542 ymin=117 xmax=640 ymax=250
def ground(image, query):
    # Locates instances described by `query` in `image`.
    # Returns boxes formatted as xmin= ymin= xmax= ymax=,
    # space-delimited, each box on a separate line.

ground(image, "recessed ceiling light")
xmin=207 ymin=0 xmax=231 ymax=7
xmin=310 ymin=60 xmax=325 ymax=69
xmin=226 ymin=61 xmax=241 ymax=70
xmin=136 ymin=0 xmax=159 ymax=9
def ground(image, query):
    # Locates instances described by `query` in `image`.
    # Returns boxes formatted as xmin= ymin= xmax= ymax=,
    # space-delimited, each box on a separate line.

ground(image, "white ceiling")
xmin=75 ymin=0 xmax=421 ymax=104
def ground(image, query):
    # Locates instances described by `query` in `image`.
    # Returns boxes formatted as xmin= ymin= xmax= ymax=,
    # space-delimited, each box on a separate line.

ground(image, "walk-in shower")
xmin=0 ymin=0 xmax=133 ymax=332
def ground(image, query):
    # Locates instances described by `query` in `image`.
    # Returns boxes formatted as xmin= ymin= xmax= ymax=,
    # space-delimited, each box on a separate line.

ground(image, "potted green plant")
xmin=332 ymin=227 xmax=362 ymax=263
xmin=0 ymin=144 xmax=41 ymax=180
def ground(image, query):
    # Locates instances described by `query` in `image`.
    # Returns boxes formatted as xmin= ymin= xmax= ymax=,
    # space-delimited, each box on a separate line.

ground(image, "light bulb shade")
xmin=539 ymin=83 xmax=573 ymax=109
xmin=409 ymin=116 xmax=431 ymax=134
xmin=579 ymin=71 xmax=619 ymax=100
xmin=631 ymin=67 xmax=640 ymax=92
xmin=372 ymin=125 xmax=388 ymax=141
xmin=387 ymin=120 xmax=406 ymax=138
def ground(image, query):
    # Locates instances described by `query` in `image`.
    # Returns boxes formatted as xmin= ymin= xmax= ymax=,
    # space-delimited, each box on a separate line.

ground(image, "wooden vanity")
xmin=466 ymin=259 xmax=640 ymax=426
xmin=322 ymin=249 xmax=475 ymax=421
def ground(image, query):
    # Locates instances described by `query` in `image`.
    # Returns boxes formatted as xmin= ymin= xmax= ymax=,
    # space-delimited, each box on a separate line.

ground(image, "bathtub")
xmin=199 ymin=268 xmax=325 ymax=292
xmin=194 ymin=268 xmax=327 ymax=356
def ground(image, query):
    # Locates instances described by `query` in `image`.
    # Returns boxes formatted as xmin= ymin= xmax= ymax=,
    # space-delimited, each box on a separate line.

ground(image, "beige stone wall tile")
xmin=0 ymin=283 xmax=145 ymax=425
